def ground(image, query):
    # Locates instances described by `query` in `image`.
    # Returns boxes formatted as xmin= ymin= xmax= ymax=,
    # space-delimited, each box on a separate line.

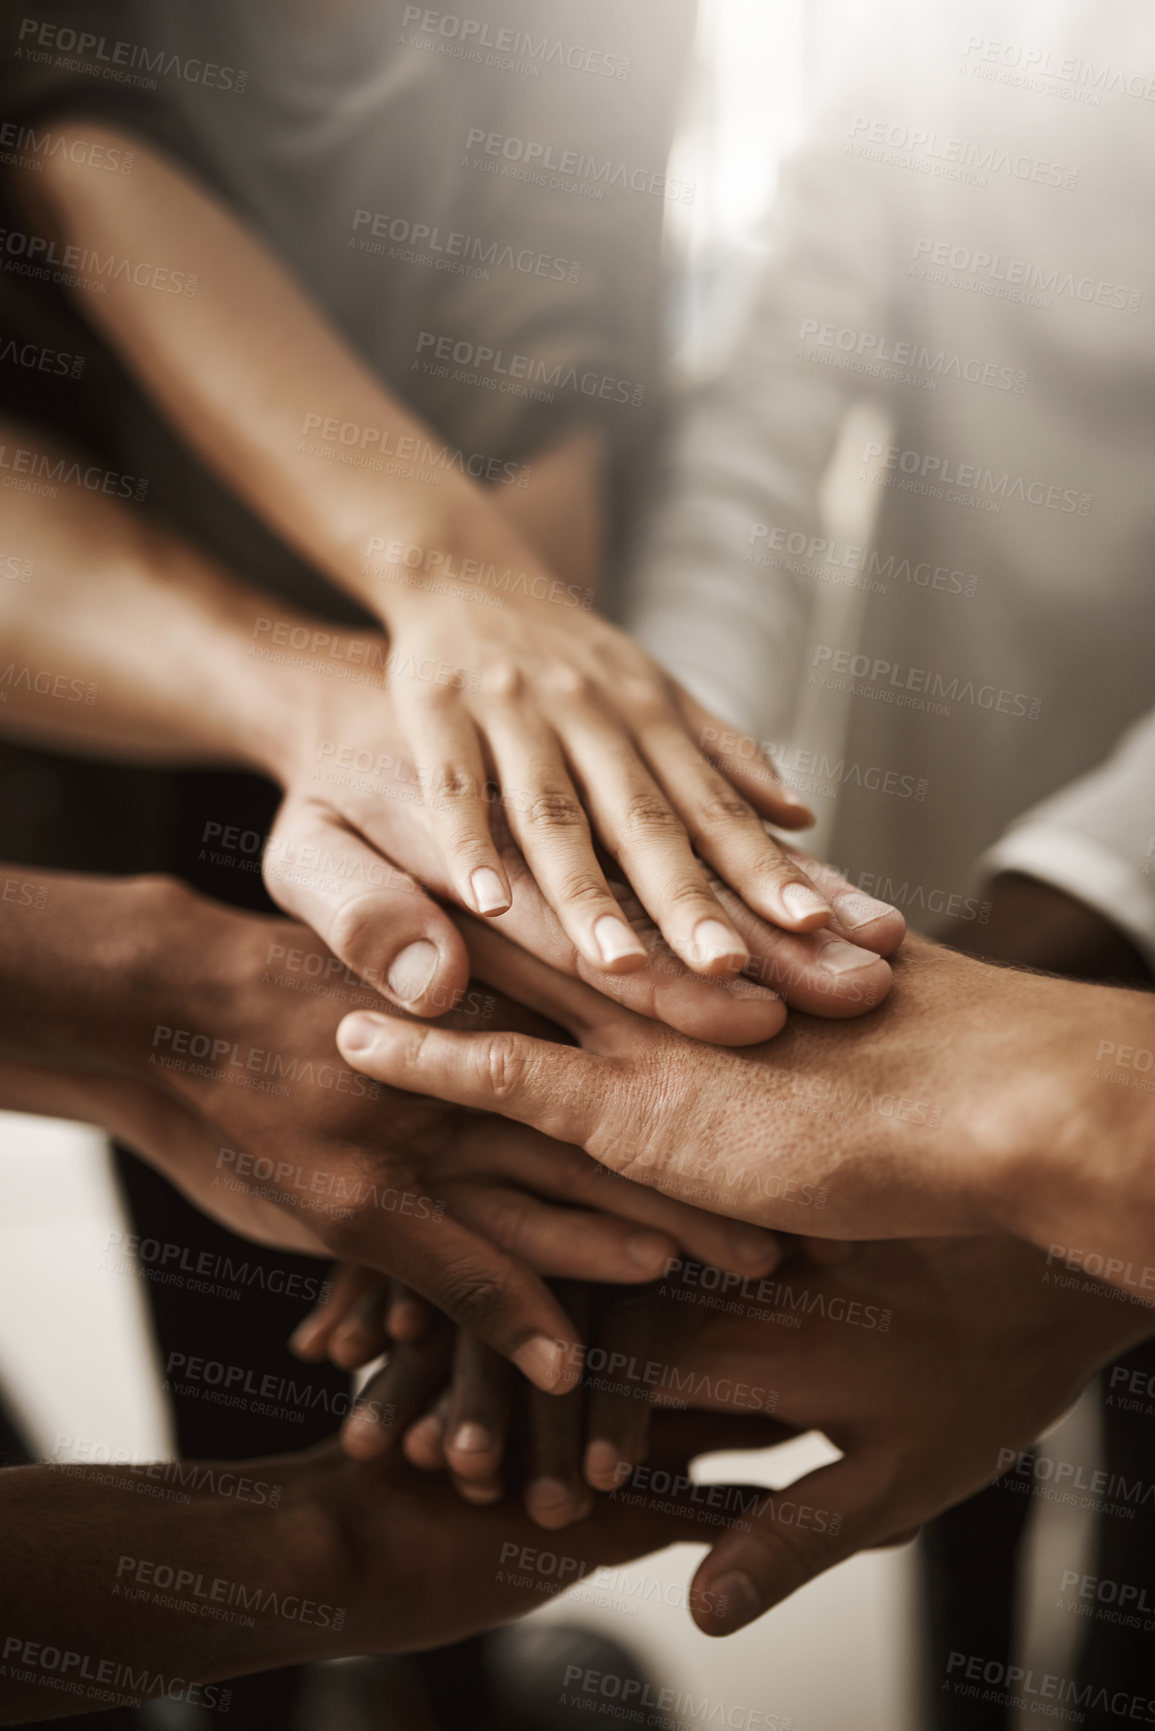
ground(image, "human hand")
xmin=319 ymin=1236 xmax=1155 ymax=1635
xmin=334 ymin=922 xmax=1155 ymax=1273
xmin=258 ymin=632 xmax=905 ymax=1035
xmin=81 ymin=877 xmax=778 ymax=1391
xmin=312 ymin=1407 xmax=785 ymax=1657
xmin=667 ymin=1235 xmax=1155 ymax=1635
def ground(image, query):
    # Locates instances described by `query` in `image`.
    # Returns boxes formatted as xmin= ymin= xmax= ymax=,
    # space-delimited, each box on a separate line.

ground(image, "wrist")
xmin=105 ymin=877 xmax=266 ymax=1091
xmin=983 ymin=972 xmax=1155 ymax=1276
xmin=0 ymin=871 xmax=200 ymax=1078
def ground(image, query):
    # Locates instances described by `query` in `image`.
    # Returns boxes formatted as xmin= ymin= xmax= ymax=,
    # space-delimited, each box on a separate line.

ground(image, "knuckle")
xmin=428 ymin=764 xmax=482 ymax=804
xmin=555 ymin=871 xmax=613 ymax=908
xmin=480 ymin=660 xmax=525 ymax=701
xmin=660 ymin=876 xmax=714 ymax=911
xmin=328 ymin=891 xmax=390 ymax=967
xmin=438 ymin=1263 xmax=508 ymax=1334
xmin=526 ymin=789 xmax=587 ymax=831
xmin=544 ymin=665 xmax=596 ymax=705
xmin=621 ymin=793 xmax=681 ymax=836
xmin=618 ymin=676 xmax=671 ymax=722
xmin=696 ymin=793 xmax=758 ymax=827
xmin=479 ymin=1032 xmax=528 ymax=1102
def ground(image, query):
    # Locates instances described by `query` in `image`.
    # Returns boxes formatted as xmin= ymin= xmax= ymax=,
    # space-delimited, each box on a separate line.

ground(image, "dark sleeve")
xmin=0 ymin=0 xmax=225 ymax=443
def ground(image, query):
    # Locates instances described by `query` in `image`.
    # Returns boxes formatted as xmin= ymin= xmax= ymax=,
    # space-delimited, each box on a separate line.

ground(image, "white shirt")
xmin=628 ymin=0 xmax=1155 ymax=958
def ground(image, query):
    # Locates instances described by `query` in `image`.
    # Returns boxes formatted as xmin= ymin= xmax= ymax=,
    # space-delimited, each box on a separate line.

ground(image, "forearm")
xmin=0 ymin=1451 xmax=349 ymax=1722
xmin=24 ymin=126 xmax=556 ymax=623
xmin=0 ymin=870 xmax=234 ymax=1081
xmin=0 ymin=422 xmax=297 ymax=774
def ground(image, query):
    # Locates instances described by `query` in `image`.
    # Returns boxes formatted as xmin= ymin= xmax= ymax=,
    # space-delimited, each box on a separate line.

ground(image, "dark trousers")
xmin=921 ymin=1338 xmax=1155 ymax=1730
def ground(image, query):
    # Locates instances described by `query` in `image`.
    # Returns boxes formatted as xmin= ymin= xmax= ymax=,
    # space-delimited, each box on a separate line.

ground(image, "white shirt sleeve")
xmin=624 ymin=121 xmax=892 ymax=744
xmin=978 ymin=710 xmax=1155 ymax=967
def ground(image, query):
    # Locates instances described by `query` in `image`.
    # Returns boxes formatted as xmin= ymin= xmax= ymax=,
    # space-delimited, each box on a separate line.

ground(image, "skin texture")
xmin=334 ymin=921 xmax=1155 ymax=1286
xmin=317 ymin=1236 xmax=1155 ymax=1636
xmin=0 ymin=419 xmax=903 ymax=1036
xmin=16 ymin=122 xmax=857 ymax=976
xmin=0 ymin=870 xmax=791 ymax=1394
xmin=0 ymin=1414 xmax=777 ymax=1722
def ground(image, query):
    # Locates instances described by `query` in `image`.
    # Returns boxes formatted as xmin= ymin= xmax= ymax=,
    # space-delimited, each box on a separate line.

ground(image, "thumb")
xmin=689 ymin=1453 xmax=894 ymax=1636
xmin=265 ymin=797 xmax=468 ymax=1016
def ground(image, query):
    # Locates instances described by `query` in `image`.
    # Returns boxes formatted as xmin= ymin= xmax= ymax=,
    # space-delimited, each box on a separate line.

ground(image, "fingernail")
xmin=460 ymin=1480 xmax=503 ymax=1505
xmin=387 ymin=1300 xmax=426 ymax=1341
xmin=513 ymin=1334 xmax=570 ymax=1393
xmin=816 ymin=937 xmax=880 ymax=975
xmin=343 ymin=1404 xmax=389 ymax=1459
xmin=626 ymin=1230 xmax=672 ymax=1272
xmin=471 ymin=867 xmax=510 ymax=915
xmin=726 ymin=1221 xmax=779 ymax=1272
xmin=595 ymin=914 xmax=647 ymax=966
xmin=339 ymin=1011 xmax=385 ymax=1055
xmin=693 ymin=919 xmax=747 ymax=967
xmin=289 ymin=1319 xmax=323 ymax=1357
xmin=526 ymin=1477 xmax=587 ymax=1528
xmin=584 ymin=1440 xmax=625 ymax=1489
xmin=834 ymin=891 xmax=894 ymax=931
xmin=386 ymin=940 xmax=439 ymax=1004
xmin=404 ymin=1414 xmax=444 ymax=1463
xmin=781 ymin=883 xmax=833 ymax=924
xmin=706 ymin=1570 xmax=762 ymax=1633
xmin=450 ymin=1422 xmax=493 ymax=1457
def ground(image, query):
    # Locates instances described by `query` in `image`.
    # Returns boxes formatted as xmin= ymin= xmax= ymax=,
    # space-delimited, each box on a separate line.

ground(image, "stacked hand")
xmin=299 ymin=1234 xmax=1153 ymax=1635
